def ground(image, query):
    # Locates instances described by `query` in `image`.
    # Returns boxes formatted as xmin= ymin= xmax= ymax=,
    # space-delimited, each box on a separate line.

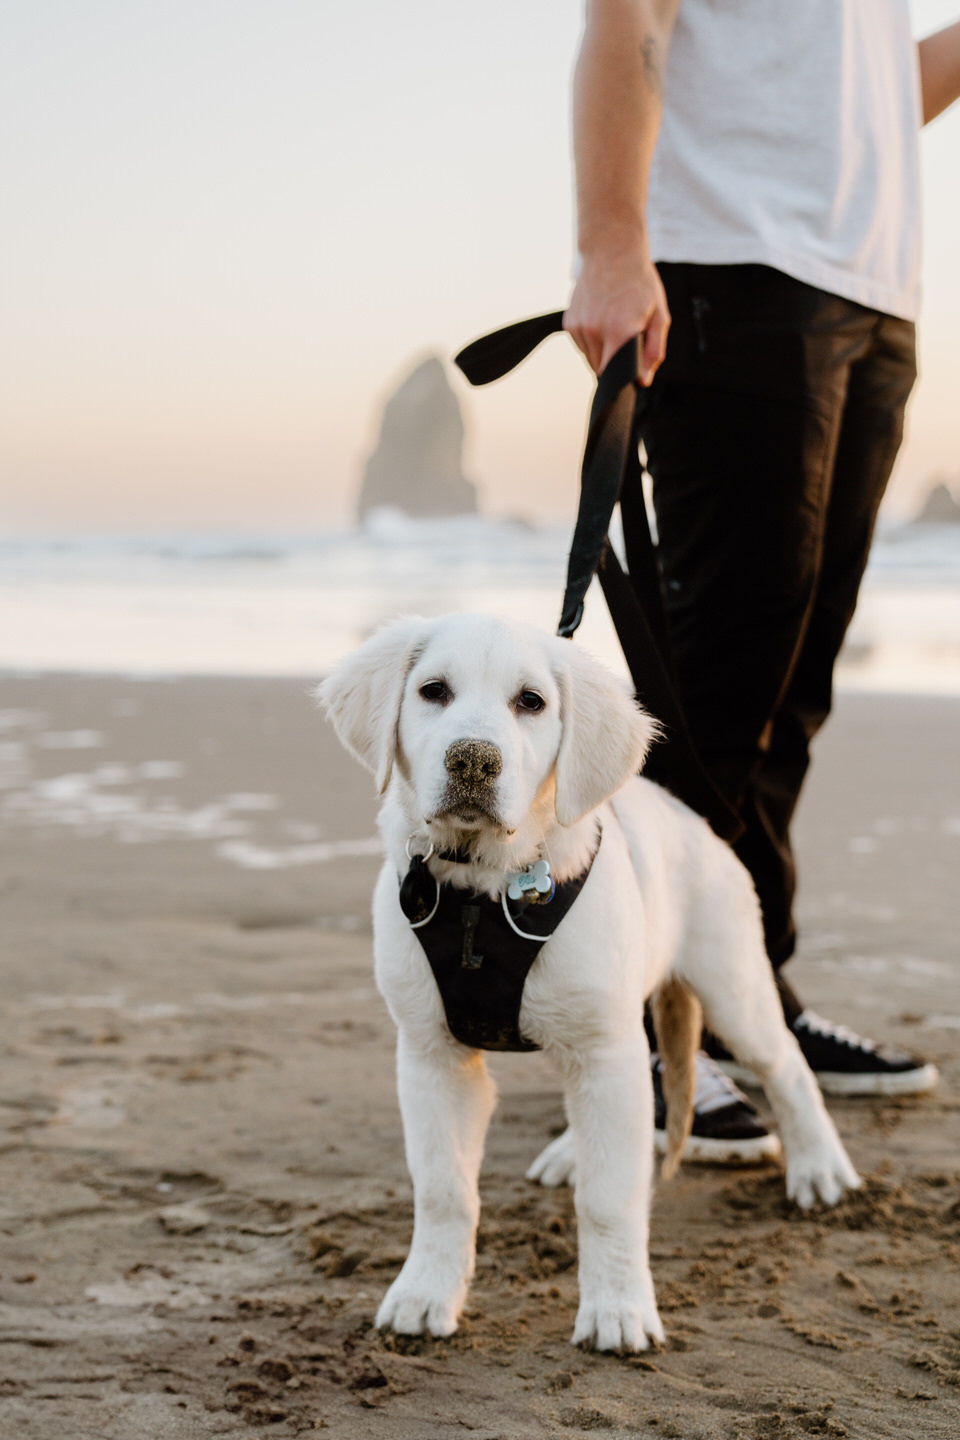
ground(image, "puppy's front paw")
xmin=376 ymin=1262 xmax=465 ymax=1338
xmin=786 ymin=1137 xmax=861 ymax=1210
xmin=572 ymin=1288 xmax=664 ymax=1353
xmin=526 ymin=1127 xmax=577 ymax=1188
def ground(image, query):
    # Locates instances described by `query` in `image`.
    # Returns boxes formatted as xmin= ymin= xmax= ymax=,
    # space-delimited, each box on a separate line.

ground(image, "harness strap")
xmin=455 ymin=313 xmax=744 ymax=844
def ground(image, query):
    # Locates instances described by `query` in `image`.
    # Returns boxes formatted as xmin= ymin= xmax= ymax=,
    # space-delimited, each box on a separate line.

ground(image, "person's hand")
xmin=563 ymin=248 xmax=670 ymax=383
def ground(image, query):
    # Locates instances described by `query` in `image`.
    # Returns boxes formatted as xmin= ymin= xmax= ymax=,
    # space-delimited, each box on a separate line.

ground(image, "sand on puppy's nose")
xmin=444 ymin=738 xmax=503 ymax=788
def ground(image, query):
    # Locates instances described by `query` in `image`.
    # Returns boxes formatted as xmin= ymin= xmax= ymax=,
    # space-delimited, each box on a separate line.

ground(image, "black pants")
xmin=639 ymin=264 xmax=917 ymax=1018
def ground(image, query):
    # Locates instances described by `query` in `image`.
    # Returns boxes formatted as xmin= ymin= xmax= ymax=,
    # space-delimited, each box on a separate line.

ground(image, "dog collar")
xmin=435 ymin=844 xmax=474 ymax=864
xmin=403 ymin=835 xmax=475 ymax=867
xmin=410 ymin=842 xmax=522 ymax=866
xmin=399 ymin=841 xmax=555 ymax=926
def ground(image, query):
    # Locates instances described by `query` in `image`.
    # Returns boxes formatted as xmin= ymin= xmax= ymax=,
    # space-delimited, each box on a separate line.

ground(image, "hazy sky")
xmin=2 ymin=0 xmax=959 ymax=533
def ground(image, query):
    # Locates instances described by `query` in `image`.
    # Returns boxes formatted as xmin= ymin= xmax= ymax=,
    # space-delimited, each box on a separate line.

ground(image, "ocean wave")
xmin=2 ymin=514 xmax=960 ymax=682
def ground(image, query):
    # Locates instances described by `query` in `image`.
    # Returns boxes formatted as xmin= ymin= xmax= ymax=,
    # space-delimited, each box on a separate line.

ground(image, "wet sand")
xmin=0 ymin=674 xmax=958 ymax=1439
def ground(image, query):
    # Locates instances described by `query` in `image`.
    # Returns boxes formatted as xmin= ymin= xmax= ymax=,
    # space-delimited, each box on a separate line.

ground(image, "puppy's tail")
xmin=651 ymin=978 xmax=702 ymax=1181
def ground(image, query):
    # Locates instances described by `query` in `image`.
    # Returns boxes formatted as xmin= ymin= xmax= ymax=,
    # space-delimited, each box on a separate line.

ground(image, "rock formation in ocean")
xmin=915 ymin=480 xmax=960 ymax=524
xmin=357 ymin=356 xmax=478 ymax=521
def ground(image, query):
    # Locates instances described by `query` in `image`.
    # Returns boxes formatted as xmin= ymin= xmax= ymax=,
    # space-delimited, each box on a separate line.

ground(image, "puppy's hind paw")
xmin=526 ymin=1127 xmax=577 ymax=1188
xmin=375 ymin=1268 xmax=463 ymax=1338
xmin=572 ymin=1297 xmax=664 ymax=1354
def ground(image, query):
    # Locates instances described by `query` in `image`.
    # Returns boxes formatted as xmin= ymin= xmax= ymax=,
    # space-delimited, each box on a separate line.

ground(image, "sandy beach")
xmin=1 ymin=672 xmax=958 ymax=1439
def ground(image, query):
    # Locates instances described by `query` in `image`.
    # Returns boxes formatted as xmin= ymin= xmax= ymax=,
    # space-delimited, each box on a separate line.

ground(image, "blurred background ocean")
xmin=3 ymin=510 xmax=960 ymax=690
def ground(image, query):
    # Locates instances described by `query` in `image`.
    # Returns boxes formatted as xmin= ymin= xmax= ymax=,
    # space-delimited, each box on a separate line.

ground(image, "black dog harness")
xmin=399 ymin=834 xmax=600 ymax=1052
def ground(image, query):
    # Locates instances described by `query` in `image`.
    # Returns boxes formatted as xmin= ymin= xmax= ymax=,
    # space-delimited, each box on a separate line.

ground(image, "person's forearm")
xmin=918 ymin=17 xmax=960 ymax=124
xmin=574 ymin=0 xmax=680 ymax=262
xmin=566 ymin=0 xmax=681 ymax=377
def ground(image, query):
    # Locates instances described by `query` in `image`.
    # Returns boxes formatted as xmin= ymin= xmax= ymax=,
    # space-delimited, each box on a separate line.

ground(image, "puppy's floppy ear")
xmin=552 ymin=642 xmax=658 ymax=827
xmin=316 ymin=616 xmax=428 ymax=794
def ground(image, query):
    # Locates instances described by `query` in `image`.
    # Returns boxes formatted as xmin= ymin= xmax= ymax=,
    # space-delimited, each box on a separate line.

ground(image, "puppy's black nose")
xmin=444 ymin=738 xmax=503 ymax=786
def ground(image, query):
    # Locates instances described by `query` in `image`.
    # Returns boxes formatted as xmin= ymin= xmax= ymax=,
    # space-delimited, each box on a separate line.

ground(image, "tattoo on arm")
xmin=640 ymin=35 xmax=662 ymax=98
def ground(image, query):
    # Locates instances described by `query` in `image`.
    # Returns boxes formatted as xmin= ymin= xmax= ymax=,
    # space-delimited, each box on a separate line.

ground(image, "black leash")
xmin=455 ymin=311 xmax=743 ymax=844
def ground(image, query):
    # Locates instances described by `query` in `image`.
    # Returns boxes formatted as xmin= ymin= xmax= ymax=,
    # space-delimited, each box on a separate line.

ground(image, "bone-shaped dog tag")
xmin=506 ymin=858 xmax=555 ymax=904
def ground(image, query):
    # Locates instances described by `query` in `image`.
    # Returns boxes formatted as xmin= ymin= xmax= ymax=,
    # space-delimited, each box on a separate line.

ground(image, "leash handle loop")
xmin=455 ymin=310 xmax=565 ymax=386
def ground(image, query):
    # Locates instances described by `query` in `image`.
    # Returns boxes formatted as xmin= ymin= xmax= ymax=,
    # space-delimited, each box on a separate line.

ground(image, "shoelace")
xmin=796 ymin=1008 xmax=877 ymax=1053
xmin=653 ymin=1051 xmax=751 ymax=1116
xmin=692 ymin=1052 xmax=752 ymax=1114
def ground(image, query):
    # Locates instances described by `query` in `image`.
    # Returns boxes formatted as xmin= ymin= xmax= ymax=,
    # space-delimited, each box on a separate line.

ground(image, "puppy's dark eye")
xmin=419 ymin=680 xmax=449 ymax=703
xmin=517 ymin=690 xmax=545 ymax=714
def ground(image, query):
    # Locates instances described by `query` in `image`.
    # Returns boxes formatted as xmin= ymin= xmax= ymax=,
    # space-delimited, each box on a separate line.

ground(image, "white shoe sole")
xmin=811 ymin=1062 xmax=939 ymax=1097
xmin=655 ymin=1127 xmax=782 ymax=1165
xmin=716 ymin=1058 xmax=939 ymax=1098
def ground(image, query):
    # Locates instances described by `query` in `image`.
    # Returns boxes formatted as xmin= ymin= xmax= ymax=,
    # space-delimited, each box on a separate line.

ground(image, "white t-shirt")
xmin=647 ymin=0 xmax=923 ymax=320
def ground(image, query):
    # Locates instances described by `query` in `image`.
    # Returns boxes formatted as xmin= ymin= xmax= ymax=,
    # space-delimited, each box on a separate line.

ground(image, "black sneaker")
xmin=705 ymin=1011 xmax=939 ymax=1097
xmin=652 ymin=1051 xmax=781 ymax=1164
xmin=789 ymin=1009 xmax=938 ymax=1096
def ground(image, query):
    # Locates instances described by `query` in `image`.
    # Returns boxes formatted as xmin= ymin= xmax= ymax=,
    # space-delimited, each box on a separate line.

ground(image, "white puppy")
xmin=319 ymin=613 xmax=859 ymax=1353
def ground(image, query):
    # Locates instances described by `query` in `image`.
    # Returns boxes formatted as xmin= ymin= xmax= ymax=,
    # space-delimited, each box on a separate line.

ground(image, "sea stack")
xmin=915 ymin=481 xmax=960 ymax=524
xmin=357 ymin=356 xmax=478 ymax=522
